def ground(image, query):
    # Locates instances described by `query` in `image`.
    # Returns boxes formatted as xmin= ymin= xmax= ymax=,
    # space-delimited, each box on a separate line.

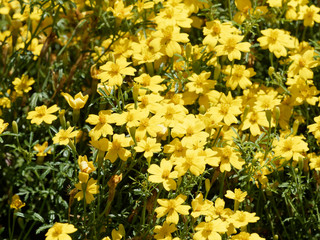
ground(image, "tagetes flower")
xmin=105 ymin=134 xmax=132 ymax=162
xmin=34 ymin=141 xmax=51 ymax=157
xmin=52 ymin=127 xmax=79 ymax=145
xmin=0 ymin=119 xmax=8 ymax=134
xmin=61 ymin=92 xmax=89 ymax=109
xmin=308 ymin=116 xmax=320 ymax=141
xmin=154 ymin=222 xmax=177 ymax=240
xmin=150 ymin=25 xmax=189 ymax=57
xmin=229 ymin=211 xmax=260 ymax=228
xmin=222 ymin=65 xmax=255 ymax=90
xmin=298 ymin=5 xmax=320 ymax=27
xmin=288 ymin=50 xmax=318 ymax=79
xmin=257 ymin=29 xmax=296 ymax=58
xmin=194 ymin=219 xmax=228 ymax=240
xmin=78 ymin=155 xmax=95 ymax=174
xmin=214 ymin=33 xmax=251 ymax=61
xmin=86 ymin=110 xmax=115 ymax=140
xmin=308 ymin=153 xmax=320 ymax=171
xmin=191 ymin=193 xmax=213 ymax=218
xmin=10 ymin=194 xmax=25 ymax=209
xmin=98 ymin=57 xmax=136 ymax=86
xmin=231 ymin=232 xmax=265 ymax=240
xmin=155 ymin=194 xmax=190 ymax=224
xmin=273 ymin=135 xmax=309 ymax=162
xmin=12 ymin=74 xmax=35 ymax=95
xmin=27 ymin=105 xmax=59 ymax=125
xmin=74 ymin=172 xmax=99 ymax=204
xmin=45 ymin=222 xmax=77 ymax=240
xmin=225 ymin=188 xmax=247 ymax=202
xmin=135 ymin=137 xmax=161 ymax=158
xmin=148 ymin=159 xmax=178 ymax=191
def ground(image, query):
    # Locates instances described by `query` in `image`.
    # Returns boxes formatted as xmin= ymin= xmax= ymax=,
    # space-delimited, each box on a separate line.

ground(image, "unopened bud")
xmin=292 ymin=119 xmax=299 ymax=135
xmin=186 ymin=43 xmax=192 ymax=60
xmin=265 ymin=109 xmax=272 ymax=125
xmin=268 ymin=66 xmax=275 ymax=76
xmin=59 ymin=110 xmax=66 ymax=129
xmin=12 ymin=121 xmax=18 ymax=134
xmin=205 ymin=179 xmax=211 ymax=194
xmin=214 ymin=64 xmax=221 ymax=80
xmin=275 ymin=106 xmax=280 ymax=123
xmin=199 ymin=105 xmax=206 ymax=114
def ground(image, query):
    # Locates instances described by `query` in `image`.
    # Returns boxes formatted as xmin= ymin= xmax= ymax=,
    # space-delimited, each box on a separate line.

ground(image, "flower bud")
xmin=268 ymin=66 xmax=275 ymax=76
xmin=12 ymin=120 xmax=18 ymax=134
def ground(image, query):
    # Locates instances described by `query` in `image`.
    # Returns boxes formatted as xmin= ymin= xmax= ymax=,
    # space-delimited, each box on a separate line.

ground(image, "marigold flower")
xmin=135 ymin=137 xmax=161 ymax=158
xmin=52 ymin=127 xmax=79 ymax=145
xmin=12 ymin=74 xmax=35 ymax=96
xmin=0 ymin=119 xmax=8 ymax=134
xmin=214 ymin=33 xmax=251 ymax=61
xmin=74 ymin=172 xmax=99 ymax=204
xmin=105 ymin=134 xmax=132 ymax=162
xmin=27 ymin=105 xmax=59 ymax=125
xmin=78 ymin=155 xmax=95 ymax=174
xmin=148 ymin=159 xmax=178 ymax=191
xmin=225 ymin=188 xmax=247 ymax=202
xmin=298 ymin=5 xmax=320 ymax=27
xmin=98 ymin=57 xmax=136 ymax=86
xmin=45 ymin=222 xmax=77 ymax=240
xmin=154 ymin=222 xmax=177 ymax=240
xmin=229 ymin=211 xmax=260 ymax=228
xmin=155 ymin=194 xmax=190 ymax=224
xmin=10 ymin=194 xmax=25 ymax=209
xmin=194 ymin=219 xmax=228 ymax=240
xmin=61 ymin=92 xmax=89 ymax=109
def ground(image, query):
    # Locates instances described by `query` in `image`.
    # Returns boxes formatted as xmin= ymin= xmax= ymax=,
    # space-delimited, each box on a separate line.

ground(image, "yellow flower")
xmin=186 ymin=71 xmax=216 ymax=94
xmin=74 ymin=172 xmax=99 ymax=204
xmin=34 ymin=141 xmax=51 ymax=157
xmin=231 ymin=232 xmax=265 ymax=240
xmin=273 ymin=135 xmax=309 ymax=162
xmin=214 ymin=33 xmax=251 ymax=61
xmin=27 ymin=105 xmax=59 ymax=125
xmin=45 ymin=222 xmax=77 ymax=240
xmin=194 ymin=219 xmax=228 ymax=240
xmin=207 ymin=92 xmax=242 ymax=126
xmin=229 ymin=211 xmax=260 ymax=228
xmin=191 ymin=193 xmax=213 ymax=218
xmin=308 ymin=116 xmax=320 ymax=141
xmin=288 ymin=50 xmax=318 ymax=79
xmin=135 ymin=137 xmax=161 ymax=158
xmin=98 ymin=57 xmax=136 ymax=86
xmin=267 ymin=0 xmax=282 ymax=7
xmin=61 ymin=92 xmax=89 ymax=109
xmin=298 ymin=5 xmax=320 ymax=27
xmin=155 ymin=194 xmax=190 ymax=224
xmin=86 ymin=110 xmax=114 ymax=140
xmin=173 ymin=149 xmax=206 ymax=177
xmin=12 ymin=74 xmax=35 ymax=96
xmin=52 ymin=127 xmax=79 ymax=145
xmin=308 ymin=153 xmax=320 ymax=171
xmin=148 ymin=159 xmax=178 ymax=191
xmin=225 ymin=188 xmax=247 ymax=202
xmin=10 ymin=194 xmax=25 ymax=209
xmin=257 ymin=29 xmax=296 ymax=58
xmin=107 ymin=0 xmax=133 ymax=21
xmin=78 ymin=155 xmax=95 ymax=174
xmin=154 ymin=222 xmax=177 ymax=240
xmin=210 ymin=145 xmax=245 ymax=172
xmin=241 ymin=110 xmax=269 ymax=136
xmin=0 ymin=119 xmax=8 ymax=134
xmin=105 ymin=134 xmax=132 ymax=162
xmin=222 ymin=65 xmax=255 ymax=90
xmin=150 ymin=25 xmax=189 ymax=57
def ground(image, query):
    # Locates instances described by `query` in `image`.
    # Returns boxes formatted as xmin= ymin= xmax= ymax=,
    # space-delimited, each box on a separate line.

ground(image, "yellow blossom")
xmin=45 ymin=222 xmax=77 ymax=240
xmin=74 ymin=172 xmax=99 ymax=204
xmin=52 ymin=127 xmax=79 ymax=145
xmin=155 ymin=194 xmax=190 ymax=224
xmin=61 ymin=92 xmax=89 ymax=109
xmin=27 ymin=105 xmax=59 ymax=125
xmin=10 ymin=194 xmax=25 ymax=209
xmin=12 ymin=74 xmax=35 ymax=95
